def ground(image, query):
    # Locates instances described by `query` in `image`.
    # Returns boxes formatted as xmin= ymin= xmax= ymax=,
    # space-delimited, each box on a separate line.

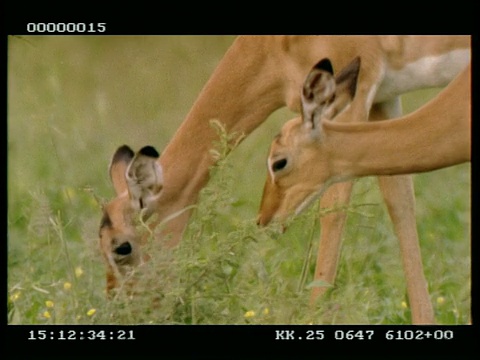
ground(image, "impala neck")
xmin=159 ymin=37 xmax=285 ymax=216
xmin=324 ymin=65 xmax=470 ymax=178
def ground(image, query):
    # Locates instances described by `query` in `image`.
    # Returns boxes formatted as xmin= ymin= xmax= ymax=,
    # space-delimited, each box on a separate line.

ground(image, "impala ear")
xmin=301 ymin=58 xmax=337 ymax=130
xmin=109 ymin=145 xmax=135 ymax=196
xmin=301 ymin=56 xmax=361 ymax=130
xmin=324 ymin=56 xmax=361 ymax=120
xmin=125 ymin=145 xmax=163 ymax=211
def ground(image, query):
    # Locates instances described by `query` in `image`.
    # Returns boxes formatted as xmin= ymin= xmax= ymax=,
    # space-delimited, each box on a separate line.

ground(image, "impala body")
xmin=98 ymin=36 xmax=470 ymax=324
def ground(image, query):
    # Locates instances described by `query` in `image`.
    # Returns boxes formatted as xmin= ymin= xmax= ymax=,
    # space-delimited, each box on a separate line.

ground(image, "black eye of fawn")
xmin=272 ymin=158 xmax=287 ymax=172
xmin=114 ymin=242 xmax=132 ymax=256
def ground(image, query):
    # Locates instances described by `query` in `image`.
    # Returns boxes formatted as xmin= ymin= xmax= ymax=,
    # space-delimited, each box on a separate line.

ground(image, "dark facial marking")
xmin=100 ymin=212 xmax=113 ymax=229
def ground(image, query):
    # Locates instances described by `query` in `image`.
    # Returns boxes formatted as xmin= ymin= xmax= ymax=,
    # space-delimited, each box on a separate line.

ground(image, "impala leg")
xmin=310 ymin=181 xmax=354 ymax=303
xmin=377 ymin=175 xmax=435 ymax=324
xmin=370 ymin=98 xmax=434 ymax=324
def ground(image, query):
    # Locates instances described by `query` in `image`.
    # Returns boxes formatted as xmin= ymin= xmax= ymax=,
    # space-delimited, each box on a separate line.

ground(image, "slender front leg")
xmin=309 ymin=77 xmax=377 ymax=305
xmin=372 ymin=98 xmax=434 ymax=324
xmin=310 ymin=174 xmax=435 ymax=324
xmin=377 ymin=175 xmax=434 ymax=324
xmin=310 ymin=181 xmax=354 ymax=303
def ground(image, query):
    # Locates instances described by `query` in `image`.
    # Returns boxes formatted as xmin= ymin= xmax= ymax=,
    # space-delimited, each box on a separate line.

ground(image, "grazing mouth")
xmin=294 ymin=188 xmax=326 ymax=217
xmin=113 ymin=255 xmax=134 ymax=266
xmin=293 ymin=177 xmax=352 ymax=217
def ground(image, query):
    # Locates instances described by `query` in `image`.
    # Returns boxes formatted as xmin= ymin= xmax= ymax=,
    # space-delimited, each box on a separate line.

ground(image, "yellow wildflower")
xmin=86 ymin=308 xmax=96 ymax=317
xmin=10 ymin=291 xmax=21 ymax=302
xmin=43 ymin=311 xmax=51 ymax=319
xmin=63 ymin=187 xmax=77 ymax=201
xmin=401 ymin=301 xmax=408 ymax=309
xmin=436 ymin=296 xmax=445 ymax=305
xmin=45 ymin=300 xmax=54 ymax=308
xmin=262 ymin=308 xmax=270 ymax=315
xmin=244 ymin=310 xmax=255 ymax=318
xmin=63 ymin=282 xmax=72 ymax=290
xmin=89 ymin=197 xmax=98 ymax=208
xmin=75 ymin=266 xmax=84 ymax=278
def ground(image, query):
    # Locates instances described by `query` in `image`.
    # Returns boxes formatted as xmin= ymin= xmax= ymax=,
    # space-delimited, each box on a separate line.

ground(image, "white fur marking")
xmin=267 ymin=157 xmax=275 ymax=184
xmin=375 ymin=49 xmax=470 ymax=103
xmin=366 ymin=83 xmax=380 ymax=114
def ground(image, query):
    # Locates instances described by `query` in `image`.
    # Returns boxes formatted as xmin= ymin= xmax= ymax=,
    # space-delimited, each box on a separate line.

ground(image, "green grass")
xmin=7 ymin=36 xmax=471 ymax=325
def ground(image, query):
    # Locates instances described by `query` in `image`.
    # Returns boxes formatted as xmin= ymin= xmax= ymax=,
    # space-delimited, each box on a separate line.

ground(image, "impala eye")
xmin=114 ymin=241 xmax=132 ymax=256
xmin=272 ymin=158 xmax=287 ymax=172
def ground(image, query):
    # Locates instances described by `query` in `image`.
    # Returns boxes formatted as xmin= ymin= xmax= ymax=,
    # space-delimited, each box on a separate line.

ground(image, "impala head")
xmin=99 ymin=145 xmax=164 ymax=294
xmin=258 ymin=57 xmax=361 ymax=226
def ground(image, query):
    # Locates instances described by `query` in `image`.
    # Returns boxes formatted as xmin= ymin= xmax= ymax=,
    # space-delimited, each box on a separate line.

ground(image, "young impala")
xmin=98 ymin=36 xmax=470 ymax=324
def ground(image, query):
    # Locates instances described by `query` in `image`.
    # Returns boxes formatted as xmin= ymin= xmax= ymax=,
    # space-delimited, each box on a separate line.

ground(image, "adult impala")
xmin=98 ymin=36 xmax=470 ymax=323
xmin=259 ymin=61 xmax=471 ymax=224
xmin=258 ymin=58 xmax=470 ymax=316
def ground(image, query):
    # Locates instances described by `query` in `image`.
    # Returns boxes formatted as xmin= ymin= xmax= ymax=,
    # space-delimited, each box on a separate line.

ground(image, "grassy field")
xmin=7 ymin=36 xmax=470 ymax=325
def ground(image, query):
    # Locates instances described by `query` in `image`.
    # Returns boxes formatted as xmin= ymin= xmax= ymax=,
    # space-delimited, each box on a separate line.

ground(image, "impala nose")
xmin=256 ymin=214 xmax=269 ymax=227
xmin=257 ymin=215 xmax=287 ymax=233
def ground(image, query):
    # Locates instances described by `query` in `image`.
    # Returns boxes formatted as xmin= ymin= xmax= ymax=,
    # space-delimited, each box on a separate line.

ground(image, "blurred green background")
xmin=7 ymin=36 xmax=470 ymax=324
